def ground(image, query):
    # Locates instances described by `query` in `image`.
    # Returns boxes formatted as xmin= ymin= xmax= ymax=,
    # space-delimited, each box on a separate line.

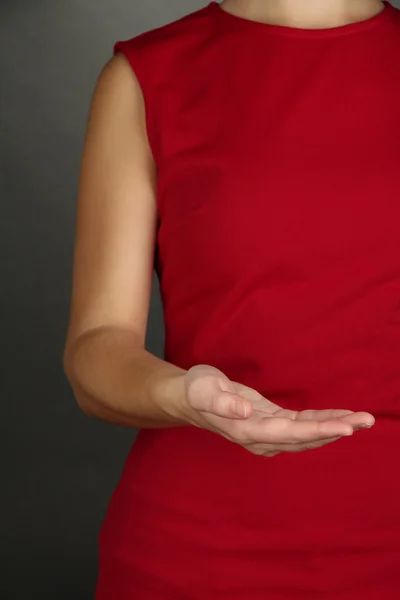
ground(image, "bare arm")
xmin=63 ymin=54 xmax=190 ymax=429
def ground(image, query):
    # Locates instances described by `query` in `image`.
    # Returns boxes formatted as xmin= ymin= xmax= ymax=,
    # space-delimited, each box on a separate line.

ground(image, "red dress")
xmin=96 ymin=3 xmax=400 ymax=598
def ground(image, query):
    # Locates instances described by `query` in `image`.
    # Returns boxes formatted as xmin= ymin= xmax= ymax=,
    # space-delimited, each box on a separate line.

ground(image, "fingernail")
xmin=234 ymin=401 xmax=247 ymax=418
xmin=360 ymin=422 xmax=374 ymax=429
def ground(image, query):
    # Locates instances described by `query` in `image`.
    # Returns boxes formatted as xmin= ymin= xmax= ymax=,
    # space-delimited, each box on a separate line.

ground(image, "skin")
xmin=63 ymin=1 xmax=377 ymax=457
xmin=220 ymin=0 xmax=386 ymax=29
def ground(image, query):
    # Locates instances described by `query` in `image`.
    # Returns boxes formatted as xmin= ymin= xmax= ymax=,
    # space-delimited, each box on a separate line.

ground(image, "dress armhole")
xmin=113 ymin=40 xmax=158 ymax=166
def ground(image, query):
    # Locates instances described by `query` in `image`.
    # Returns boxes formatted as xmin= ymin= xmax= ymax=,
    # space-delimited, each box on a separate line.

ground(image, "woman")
xmin=63 ymin=1 xmax=400 ymax=598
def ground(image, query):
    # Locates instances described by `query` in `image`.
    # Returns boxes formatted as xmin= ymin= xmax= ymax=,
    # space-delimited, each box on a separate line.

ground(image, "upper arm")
xmin=65 ymin=53 xmax=157 ymax=352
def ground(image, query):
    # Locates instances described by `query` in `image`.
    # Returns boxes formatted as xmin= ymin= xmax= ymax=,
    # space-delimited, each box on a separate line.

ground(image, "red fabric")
xmin=97 ymin=2 xmax=400 ymax=598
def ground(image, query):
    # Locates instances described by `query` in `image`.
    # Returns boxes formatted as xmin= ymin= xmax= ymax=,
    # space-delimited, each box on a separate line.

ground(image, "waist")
xmin=102 ymin=420 xmax=400 ymax=598
xmin=121 ymin=418 xmax=399 ymax=532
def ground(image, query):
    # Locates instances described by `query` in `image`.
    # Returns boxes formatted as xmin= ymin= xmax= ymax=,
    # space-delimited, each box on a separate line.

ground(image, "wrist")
xmin=151 ymin=369 xmax=192 ymax=425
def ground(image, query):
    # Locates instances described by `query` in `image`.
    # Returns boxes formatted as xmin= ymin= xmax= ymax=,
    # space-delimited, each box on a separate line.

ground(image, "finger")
xmin=197 ymin=391 xmax=252 ymax=420
xmin=335 ymin=412 xmax=375 ymax=429
xmin=185 ymin=371 xmax=253 ymax=420
xmin=296 ymin=409 xmax=375 ymax=428
xmin=296 ymin=409 xmax=353 ymax=421
xmin=253 ymin=416 xmax=354 ymax=444
xmin=263 ymin=436 xmax=342 ymax=455
xmin=299 ymin=436 xmax=342 ymax=451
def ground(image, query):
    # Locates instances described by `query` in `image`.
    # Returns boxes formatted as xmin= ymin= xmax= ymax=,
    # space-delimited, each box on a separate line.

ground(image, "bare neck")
xmin=220 ymin=0 xmax=386 ymax=28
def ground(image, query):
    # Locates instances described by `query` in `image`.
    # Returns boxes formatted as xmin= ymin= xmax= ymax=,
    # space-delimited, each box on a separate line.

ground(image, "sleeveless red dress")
xmin=96 ymin=3 xmax=400 ymax=598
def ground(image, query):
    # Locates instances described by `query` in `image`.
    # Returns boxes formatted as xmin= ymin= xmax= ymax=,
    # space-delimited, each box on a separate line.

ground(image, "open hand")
xmin=184 ymin=365 xmax=375 ymax=457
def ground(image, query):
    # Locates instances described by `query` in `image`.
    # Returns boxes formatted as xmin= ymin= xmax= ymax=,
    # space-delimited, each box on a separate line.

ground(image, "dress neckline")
xmin=207 ymin=1 xmax=394 ymax=39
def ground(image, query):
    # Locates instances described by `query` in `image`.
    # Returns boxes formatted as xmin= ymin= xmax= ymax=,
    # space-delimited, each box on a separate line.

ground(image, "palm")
xmin=222 ymin=380 xmax=374 ymax=455
xmin=233 ymin=381 xmax=349 ymax=421
xmin=232 ymin=380 xmax=371 ymax=427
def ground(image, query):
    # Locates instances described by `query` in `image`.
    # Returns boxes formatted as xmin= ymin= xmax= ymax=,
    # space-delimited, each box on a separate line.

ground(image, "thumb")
xmin=185 ymin=365 xmax=251 ymax=420
xmin=216 ymin=390 xmax=252 ymax=419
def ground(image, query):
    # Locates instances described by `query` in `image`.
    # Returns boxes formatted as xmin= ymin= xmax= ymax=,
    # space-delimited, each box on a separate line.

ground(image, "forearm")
xmin=64 ymin=326 xmax=190 ymax=429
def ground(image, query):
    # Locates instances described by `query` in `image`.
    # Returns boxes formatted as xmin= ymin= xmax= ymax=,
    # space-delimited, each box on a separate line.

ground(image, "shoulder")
xmin=114 ymin=4 xmax=217 ymax=74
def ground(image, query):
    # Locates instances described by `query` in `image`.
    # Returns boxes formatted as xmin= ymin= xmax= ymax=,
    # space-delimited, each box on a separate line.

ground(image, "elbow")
xmin=62 ymin=344 xmax=73 ymax=384
xmin=62 ymin=344 xmax=96 ymax=417
xmin=75 ymin=400 xmax=97 ymax=418
xmin=62 ymin=343 xmax=77 ymax=394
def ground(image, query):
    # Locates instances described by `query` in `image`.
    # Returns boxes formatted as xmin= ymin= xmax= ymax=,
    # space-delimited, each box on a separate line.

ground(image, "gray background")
xmin=1 ymin=1 xmax=399 ymax=598
xmin=1 ymin=1 xmax=201 ymax=598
